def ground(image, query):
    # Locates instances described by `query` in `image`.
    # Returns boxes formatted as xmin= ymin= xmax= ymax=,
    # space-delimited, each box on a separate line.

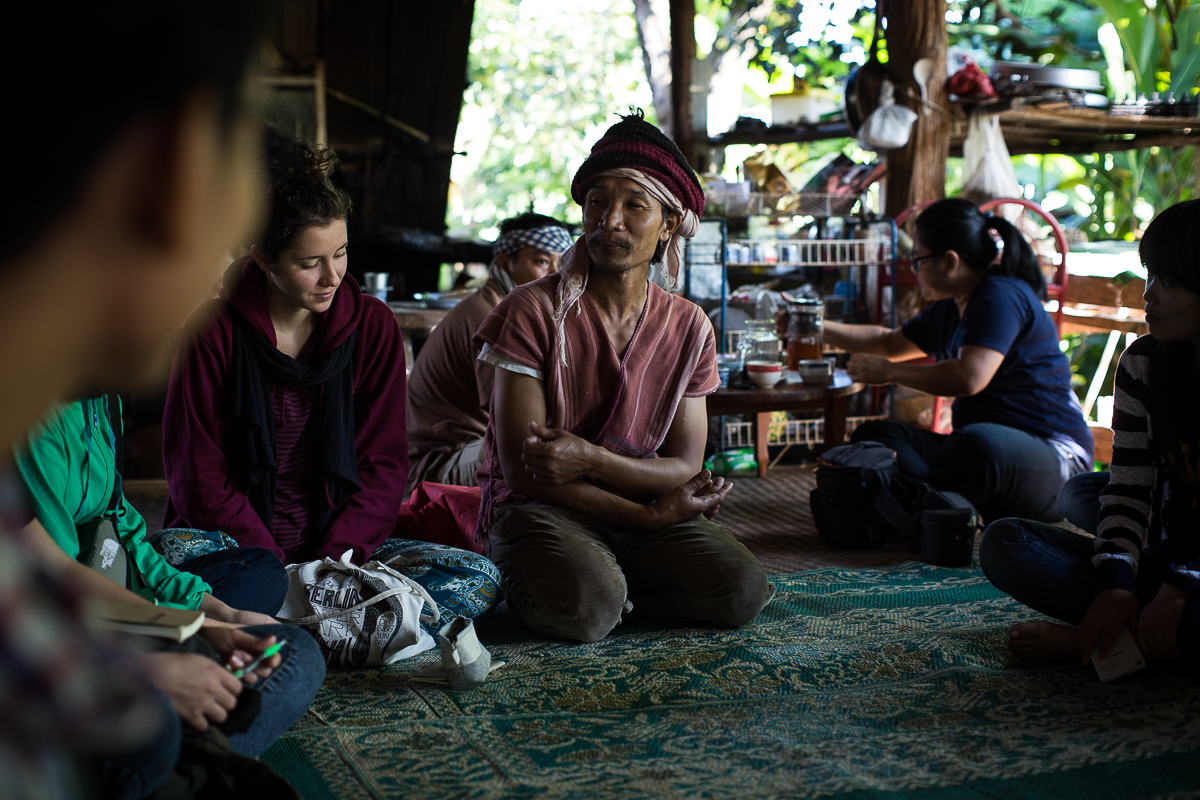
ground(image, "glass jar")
xmin=740 ymin=319 xmax=780 ymax=365
xmin=786 ymin=298 xmax=824 ymax=370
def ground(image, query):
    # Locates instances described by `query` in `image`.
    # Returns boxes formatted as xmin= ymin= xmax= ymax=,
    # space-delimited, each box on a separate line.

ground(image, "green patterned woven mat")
xmin=262 ymin=563 xmax=1200 ymax=799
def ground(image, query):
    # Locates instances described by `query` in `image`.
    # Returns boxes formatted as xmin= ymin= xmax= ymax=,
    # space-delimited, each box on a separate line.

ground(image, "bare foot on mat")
xmin=1008 ymin=621 xmax=1077 ymax=661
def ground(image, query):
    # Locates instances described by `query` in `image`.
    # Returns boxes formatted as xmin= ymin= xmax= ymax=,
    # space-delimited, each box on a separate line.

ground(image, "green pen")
xmin=229 ymin=640 xmax=287 ymax=679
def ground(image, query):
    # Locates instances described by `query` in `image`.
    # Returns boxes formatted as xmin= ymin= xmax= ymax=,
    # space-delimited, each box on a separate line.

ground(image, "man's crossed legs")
xmin=487 ymin=501 xmax=774 ymax=642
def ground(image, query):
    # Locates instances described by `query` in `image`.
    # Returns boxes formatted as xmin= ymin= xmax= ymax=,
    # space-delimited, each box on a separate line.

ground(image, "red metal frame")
xmin=978 ymin=197 xmax=1069 ymax=335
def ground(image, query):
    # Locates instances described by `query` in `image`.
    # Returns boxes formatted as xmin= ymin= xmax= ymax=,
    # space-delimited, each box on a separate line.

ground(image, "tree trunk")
xmin=669 ymin=0 xmax=698 ymax=167
xmin=632 ymin=0 xmax=674 ymax=136
xmin=883 ymin=0 xmax=950 ymax=218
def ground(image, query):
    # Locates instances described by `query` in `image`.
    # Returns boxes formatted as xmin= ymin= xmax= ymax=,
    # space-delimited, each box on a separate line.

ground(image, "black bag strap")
xmin=874 ymin=479 xmax=920 ymax=541
xmin=935 ymin=490 xmax=978 ymax=518
xmin=103 ymin=394 xmax=124 ymax=519
xmin=874 ymin=478 xmax=980 ymax=544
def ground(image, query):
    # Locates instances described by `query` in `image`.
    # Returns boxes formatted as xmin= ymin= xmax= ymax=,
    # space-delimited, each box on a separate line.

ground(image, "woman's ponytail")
xmin=914 ymin=198 xmax=1046 ymax=300
xmin=985 ymin=215 xmax=1046 ymax=300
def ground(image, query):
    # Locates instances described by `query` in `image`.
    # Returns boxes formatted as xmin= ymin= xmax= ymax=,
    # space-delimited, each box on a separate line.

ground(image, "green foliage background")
xmin=452 ymin=0 xmax=1200 ymax=243
xmin=449 ymin=0 xmax=653 ymax=240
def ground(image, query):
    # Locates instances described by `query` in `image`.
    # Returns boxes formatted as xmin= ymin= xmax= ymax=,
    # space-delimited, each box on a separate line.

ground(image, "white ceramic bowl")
xmin=797 ymin=359 xmax=832 ymax=385
xmin=746 ymin=360 xmax=783 ymax=389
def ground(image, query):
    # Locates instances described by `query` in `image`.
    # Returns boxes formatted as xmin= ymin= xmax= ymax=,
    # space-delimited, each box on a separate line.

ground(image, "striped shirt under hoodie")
xmin=1095 ymin=334 xmax=1200 ymax=592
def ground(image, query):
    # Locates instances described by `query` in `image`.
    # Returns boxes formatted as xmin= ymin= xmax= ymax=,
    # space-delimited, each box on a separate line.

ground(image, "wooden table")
xmin=390 ymin=302 xmax=452 ymax=364
xmin=707 ymin=369 xmax=865 ymax=477
xmin=389 ymin=302 xmax=451 ymax=330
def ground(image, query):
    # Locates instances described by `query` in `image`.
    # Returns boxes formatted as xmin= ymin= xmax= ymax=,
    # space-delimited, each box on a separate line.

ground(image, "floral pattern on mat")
xmin=262 ymin=562 xmax=1200 ymax=800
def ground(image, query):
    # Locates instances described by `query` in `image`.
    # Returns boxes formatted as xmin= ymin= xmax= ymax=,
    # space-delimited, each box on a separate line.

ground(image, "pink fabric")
xmin=162 ymin=259 xmax=410 ymax=565
xmin=471 ymin=272 xmax=719 ymax=543
xmin=552 ymin=168 xmax=698 ymax=381
xmin=395 ymin=482 xmax=484 ymax=555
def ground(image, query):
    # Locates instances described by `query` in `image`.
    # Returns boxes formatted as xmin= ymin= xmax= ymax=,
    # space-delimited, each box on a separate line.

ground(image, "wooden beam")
xmin=883 ymin=0 xmax=951 ymax=218
xmin=1060 ymin=309 xmax=1148 ymax=335
xmin=1063 ymin=274 xmax=1145 ymax=307
xmin=711 ymin=122 xmax=855 ymax=146
xmin=669 ymin=0 xmax=698 ymax=167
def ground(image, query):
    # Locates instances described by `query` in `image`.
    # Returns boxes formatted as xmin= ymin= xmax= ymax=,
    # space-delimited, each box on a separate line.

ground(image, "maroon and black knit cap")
xmin=570 ymin=111 xmax=705 ymax=215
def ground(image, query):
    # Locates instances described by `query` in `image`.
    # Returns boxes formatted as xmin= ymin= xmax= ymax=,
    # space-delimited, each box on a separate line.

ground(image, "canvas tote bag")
xmin=277 ymin=549 xmax=440 ymax=668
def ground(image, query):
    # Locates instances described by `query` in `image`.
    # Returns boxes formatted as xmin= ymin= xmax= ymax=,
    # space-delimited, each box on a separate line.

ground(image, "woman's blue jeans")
xmin=1058 ymin=470 xmax=1110 ymax=533
xmin=98 ymin=624 xmax=324 ymax=797
xmin=178 ymin=547 xmax=289 ymax=617
xmin=218 ymin=623 xmax=325 ymax=756
xmin=979 ymin=517 xmax=1200 ymax=658
xmin=851 ymin=420 xmax=1083 ymax=522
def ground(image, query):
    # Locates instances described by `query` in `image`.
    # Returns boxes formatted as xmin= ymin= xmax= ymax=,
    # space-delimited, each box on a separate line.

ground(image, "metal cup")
xmin=362 ymin=272 xmax=392 ymax=302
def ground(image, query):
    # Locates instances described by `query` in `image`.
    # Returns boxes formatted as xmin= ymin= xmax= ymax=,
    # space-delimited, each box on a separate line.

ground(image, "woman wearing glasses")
xmin=825 ymin=197 xmax=1092 ymax=523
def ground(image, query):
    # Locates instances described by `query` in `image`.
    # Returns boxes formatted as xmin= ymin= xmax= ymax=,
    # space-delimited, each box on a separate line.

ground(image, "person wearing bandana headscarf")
xmin=406 ymin=213 xmax=574 ymax=494
xmin=471 ymin=112 xmax=773 ymax=643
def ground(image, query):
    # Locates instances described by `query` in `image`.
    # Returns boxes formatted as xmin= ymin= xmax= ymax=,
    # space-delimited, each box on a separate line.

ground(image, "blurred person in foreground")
xmin=471 ymin=112 xmax=772 ymax=643
xmin=406 ymin=213 xmax=574 ymax=493
xmin=0 ymin=2 xmax=322 ymax=798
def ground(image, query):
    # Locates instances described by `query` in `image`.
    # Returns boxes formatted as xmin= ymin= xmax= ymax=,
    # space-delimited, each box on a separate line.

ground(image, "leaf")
xmin=1169 ymin=5 xmax=1200 ymax=94
xmin=1093 ymin=0 xmax=1162 ymax=88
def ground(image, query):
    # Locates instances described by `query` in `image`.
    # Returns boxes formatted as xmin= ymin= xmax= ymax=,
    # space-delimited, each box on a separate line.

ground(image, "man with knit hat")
xmin=406 ymin=212 xmax=574 ymax=494
xmin=471 ymin=112 xmax=772 ymax=643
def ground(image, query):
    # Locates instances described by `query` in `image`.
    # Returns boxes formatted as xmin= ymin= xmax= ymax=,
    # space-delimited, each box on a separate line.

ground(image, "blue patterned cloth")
xmin=492 ymin=225 xmax=574 ymax=258
xmin=147 ymin=527 xmax=240 ymax=567
xmin=368 ymin=539 xmax=500 ymax=634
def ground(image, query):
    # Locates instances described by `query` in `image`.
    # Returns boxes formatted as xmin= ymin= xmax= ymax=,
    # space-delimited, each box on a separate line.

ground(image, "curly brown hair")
xmin=258 ymin=129 xmax=353 ymax=262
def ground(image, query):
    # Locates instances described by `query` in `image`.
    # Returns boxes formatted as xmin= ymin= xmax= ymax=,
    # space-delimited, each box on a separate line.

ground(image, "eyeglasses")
xmin=911 ymin=252 xmax=943 ymax=266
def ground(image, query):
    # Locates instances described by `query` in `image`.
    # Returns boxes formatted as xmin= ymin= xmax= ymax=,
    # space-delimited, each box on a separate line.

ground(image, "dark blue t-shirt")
xmin=901 ymin=274 xmax=1093 ymax=458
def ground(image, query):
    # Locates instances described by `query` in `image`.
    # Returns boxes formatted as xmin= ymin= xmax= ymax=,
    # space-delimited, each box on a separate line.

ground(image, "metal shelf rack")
xmin=682 ymin=203 xmax=898 ymax=455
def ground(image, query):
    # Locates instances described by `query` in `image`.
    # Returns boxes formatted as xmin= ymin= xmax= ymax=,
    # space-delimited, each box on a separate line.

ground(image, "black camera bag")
xmin=809 ymin=442 xmax=900 ymax=549
xmin=874 ymin=474 xmax=981 ymax=566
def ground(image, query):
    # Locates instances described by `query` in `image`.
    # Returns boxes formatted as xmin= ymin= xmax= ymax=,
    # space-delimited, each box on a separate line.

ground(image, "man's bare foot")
xmin=1008 ymin=621 xmax=1077 ymax=661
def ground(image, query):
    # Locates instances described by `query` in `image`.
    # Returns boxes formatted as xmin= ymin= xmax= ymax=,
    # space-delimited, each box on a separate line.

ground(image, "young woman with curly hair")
xmin=161 ymin=130 xmax=410 ymax=611
xmin=163 ymin=131 xmax=499 ymax=630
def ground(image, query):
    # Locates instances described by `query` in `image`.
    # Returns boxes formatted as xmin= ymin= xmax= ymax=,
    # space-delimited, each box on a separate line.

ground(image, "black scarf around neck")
xmin=226 ymin=307 xmax=360 ymax=534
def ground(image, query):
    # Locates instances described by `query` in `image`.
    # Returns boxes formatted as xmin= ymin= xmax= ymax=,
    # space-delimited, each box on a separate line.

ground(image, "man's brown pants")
xmin=486 ymin=501 xmax=774 ymax=642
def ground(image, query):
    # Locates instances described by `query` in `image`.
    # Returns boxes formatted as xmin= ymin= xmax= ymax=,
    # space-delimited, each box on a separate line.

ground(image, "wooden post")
xmin=883 ymin=0 xmax=951 ymax=218
xmin=669 ymin=0 xmax=698 ymax=167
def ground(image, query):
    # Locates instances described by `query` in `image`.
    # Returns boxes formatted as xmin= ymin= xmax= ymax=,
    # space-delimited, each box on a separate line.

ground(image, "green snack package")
xmin=708 ymin=448 xmax=758 ymax=476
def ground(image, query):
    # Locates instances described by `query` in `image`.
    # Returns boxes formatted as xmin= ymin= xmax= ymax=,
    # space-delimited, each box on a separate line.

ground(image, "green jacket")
xmin=16 ymin=397 xmax=211 ymax=609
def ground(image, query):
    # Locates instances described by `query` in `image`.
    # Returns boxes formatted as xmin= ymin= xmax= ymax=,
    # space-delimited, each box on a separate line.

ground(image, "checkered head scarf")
xmin=552 ymin=111 xmax=705 ymax=365
xmin=488 ymin=225 xmax=575 ymax=294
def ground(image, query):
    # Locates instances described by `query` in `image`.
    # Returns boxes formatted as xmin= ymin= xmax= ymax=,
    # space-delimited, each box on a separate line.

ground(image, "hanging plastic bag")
xmin=857 ymin=79 xmax=918 ymax=150
xmin=960 ymin=110 xmax=1020 ymax=204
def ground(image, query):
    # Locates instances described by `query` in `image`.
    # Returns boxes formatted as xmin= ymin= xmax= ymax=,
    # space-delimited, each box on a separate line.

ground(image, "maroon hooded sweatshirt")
xmin=162 ymin=259 xmax=408 ymax=565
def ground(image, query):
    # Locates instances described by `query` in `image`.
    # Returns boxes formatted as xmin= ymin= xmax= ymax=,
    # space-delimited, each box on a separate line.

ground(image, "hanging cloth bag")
xmin=277 ymin=550 xmax=440 ymax=668
xmin=842 ymin=0 xmax=888 ymax=134
xmin=858 ymin=79 xmax=919 ymax=150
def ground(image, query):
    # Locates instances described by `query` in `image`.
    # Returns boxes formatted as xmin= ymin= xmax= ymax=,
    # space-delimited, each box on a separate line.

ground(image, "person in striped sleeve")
xmin=980 ymin=200 xmax=1200 ymax=667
